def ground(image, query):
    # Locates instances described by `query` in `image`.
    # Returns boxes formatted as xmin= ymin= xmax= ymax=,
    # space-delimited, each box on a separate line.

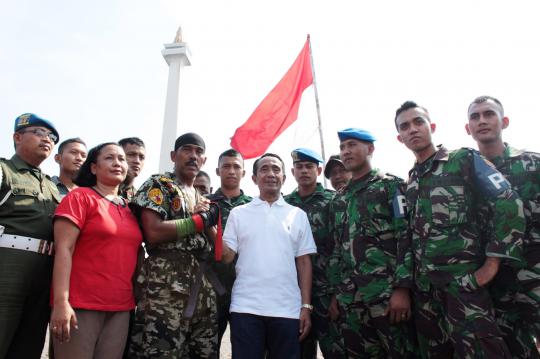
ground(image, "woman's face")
xmin=91 ymin=144 xmax=128 ymax=186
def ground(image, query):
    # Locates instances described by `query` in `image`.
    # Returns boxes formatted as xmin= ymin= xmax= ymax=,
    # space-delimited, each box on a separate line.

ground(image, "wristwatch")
xmin=301 ymin=303 xmax=313 ymax=311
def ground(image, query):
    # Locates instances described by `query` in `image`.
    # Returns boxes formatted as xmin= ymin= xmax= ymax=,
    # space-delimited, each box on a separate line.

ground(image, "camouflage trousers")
xmin=490 ymin=266 xmax=540 ymax=359
xmin=337 ymin=297 xmax=416 ymax=358
xmin=414 ymin=273 xmax=511 ymax=359
xmin=128 ymin=257 xmax=218 ymax=358
xmin=303 ymin=295 xmax=346 ymax=359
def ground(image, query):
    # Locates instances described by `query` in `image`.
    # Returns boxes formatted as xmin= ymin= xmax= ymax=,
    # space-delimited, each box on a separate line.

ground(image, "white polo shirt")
xmin=223 ymin=195 xmax=317 ymax=319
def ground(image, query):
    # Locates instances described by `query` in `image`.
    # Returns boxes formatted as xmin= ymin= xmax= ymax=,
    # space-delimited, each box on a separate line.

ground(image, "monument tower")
xmin=159 ymin=26 xmax=192 ymax=172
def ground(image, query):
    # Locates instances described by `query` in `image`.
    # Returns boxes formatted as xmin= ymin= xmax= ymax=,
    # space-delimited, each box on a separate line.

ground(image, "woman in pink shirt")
xmin=50 ymin=142 xmax=143 ymax=359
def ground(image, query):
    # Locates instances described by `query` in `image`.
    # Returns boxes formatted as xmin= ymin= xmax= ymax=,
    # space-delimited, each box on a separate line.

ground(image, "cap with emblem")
xmin=14 ymin=113 xmax=59 ymax=144
xmin=324 ymin=154 xmax=345 ymax=179
xmin=291 ymin=148 xmax=323 ymax=164
xmin=337 ymin=128 xmax=376 ymax=143
xmin=174 ymin=132 xmax=206 ymax=151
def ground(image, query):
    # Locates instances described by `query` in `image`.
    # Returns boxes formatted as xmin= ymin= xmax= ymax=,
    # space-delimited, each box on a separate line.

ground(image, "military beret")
xmin=14 ymin=113 xmax=59 ymax=144
xmin=291 ymin=148 xmax=323 ymax=164
xmin=337 ymin=128 xmax=376 ymax=143
xmin=174 ymin=132 xmax=206 ymax=151
xmin=324 ymin=154 xmax=345 ymax=179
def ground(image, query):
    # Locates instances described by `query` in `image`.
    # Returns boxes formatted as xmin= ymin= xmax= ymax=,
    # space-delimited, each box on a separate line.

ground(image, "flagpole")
xmin=307 ymin=34 xmax=328 ymax=188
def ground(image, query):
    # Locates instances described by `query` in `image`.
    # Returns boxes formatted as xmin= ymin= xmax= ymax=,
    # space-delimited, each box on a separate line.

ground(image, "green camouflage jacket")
xmin=484 ymin=144 xmax=540 ymax=284
xmin=327 ymin=169 xmax=411 ymax=306
xmin=208 ymin=188 xmax=252 ymax=293
xmin=131 ymin=172 xmax=212 ymax=258
xmin=285 ymin=183 xmax=334 ymax=297
xmin=405 ymin=145 xmax=525 ymax=289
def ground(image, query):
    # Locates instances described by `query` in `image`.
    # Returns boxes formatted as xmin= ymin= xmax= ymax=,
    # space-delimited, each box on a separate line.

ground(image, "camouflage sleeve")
xmin=470 ymin=151 xmax=525 ymax=263
xmin=130 ymin=175 xmax=170 ymax=220
xmin=391 ymin=181 xmax=413 ymax=288
xmin=326 ymin=196 xmax=356 ymax=305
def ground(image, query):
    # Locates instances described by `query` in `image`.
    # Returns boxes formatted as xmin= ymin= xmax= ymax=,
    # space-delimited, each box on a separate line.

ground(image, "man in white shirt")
xmin=222 ymin=153 xmax=317 ymax=359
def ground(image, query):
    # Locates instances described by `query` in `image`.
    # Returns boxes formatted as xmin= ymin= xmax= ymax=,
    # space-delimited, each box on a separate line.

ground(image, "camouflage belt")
xmin=147 ymin=249 xmax=226 ymax=318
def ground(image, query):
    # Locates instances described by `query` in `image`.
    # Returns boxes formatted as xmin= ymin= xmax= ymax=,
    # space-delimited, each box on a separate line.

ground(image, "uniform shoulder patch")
xmin=472 ymin=152 xmax=510 ymax=197
xmin=148 ymin=188 xmax=164 ymax=205
xmin=171 ymin=196 xmax=182 ymax=211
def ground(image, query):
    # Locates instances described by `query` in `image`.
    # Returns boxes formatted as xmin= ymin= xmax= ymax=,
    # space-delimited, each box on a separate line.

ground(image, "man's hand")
xmin=384 ymin=287 xmax=411 ymax=324
xmin=328 ymin=295 xmax=340 ymax=321
xmin=299 ymin=308 xmax=312 ymax=341
xmin=474 ymin=257 xmax=501 ymax=287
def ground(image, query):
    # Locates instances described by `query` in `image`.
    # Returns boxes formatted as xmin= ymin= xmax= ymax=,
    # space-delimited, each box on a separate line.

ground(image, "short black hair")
xmin=75 ymin=142 xmax=119 ymax=188
xmin=218 ymin=149 xmax=243 ymax=166
xmin=119 ymin=137 xmax=145 ymax=148
xmin=253 ymin=153 xmax=285 ymax=175
xmin=196 ymin=170 xmax=211 ymax=182
xmin=58 ymin=137 xmax=86 ymax=154
xmin=468 ymin=96 xmax=504 ymax=117
xmin=394 ymin=101 xmax=430 ymax=130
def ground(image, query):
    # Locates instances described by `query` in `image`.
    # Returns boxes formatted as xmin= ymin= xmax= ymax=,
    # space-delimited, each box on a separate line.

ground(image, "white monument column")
xmin=159 ymin=28 xmax=192 ymax=172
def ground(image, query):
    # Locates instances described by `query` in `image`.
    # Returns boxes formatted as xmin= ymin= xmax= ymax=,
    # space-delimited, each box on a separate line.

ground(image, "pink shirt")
xmin=54 ymin=187 xmax=143 ymax=311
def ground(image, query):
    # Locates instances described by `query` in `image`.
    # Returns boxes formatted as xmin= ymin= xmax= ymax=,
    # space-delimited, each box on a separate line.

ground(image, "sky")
xmin=1 ymin=0 xmax=540 ymax=195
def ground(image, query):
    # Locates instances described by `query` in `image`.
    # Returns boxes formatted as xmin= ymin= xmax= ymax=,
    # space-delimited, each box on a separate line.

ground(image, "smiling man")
xmin=128 ymin=132 xmax=222 ymax=358
xmin=0 ymin=113 xmax=61 ymax=358
xmin=466 ymin=96 xmax=540 ymax=358
xmin=222 ymin=153 xmax=316 ymax=359
xmin=324 ymin=154 xmax=351 ymax=191
xmin=52 ymin=137 xmax=87 ymax=198
xmin=395 ymin=100 xmax=525 ymax=358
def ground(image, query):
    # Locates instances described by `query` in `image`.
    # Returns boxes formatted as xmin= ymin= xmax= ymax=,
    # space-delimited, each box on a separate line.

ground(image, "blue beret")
xmin=14 ymin=113 xmax=59 ymax=144
xmin=291 ymin=148 xmax=323 ymax=164
xmin=337 ymin=128 xmax=376 ymax=143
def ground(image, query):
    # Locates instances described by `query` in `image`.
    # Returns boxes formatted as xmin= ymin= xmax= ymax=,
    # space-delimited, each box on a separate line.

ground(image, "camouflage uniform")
xmin=120 ymin=183 xmax=136 ymax=202
xmin=327 ymin=169 xmax=415 ymax=358
xmin=481 ymin=144 xmax=540 ymax=358
xmin=207 ymin=188 xmax=252 ymax=355
xmin=285 ymin=183 xmax=346 ymax=359
xmin=128 ymin=172 xmax=218 ymax=359
xmin=405 ymin=145 xmax=525 ymax=359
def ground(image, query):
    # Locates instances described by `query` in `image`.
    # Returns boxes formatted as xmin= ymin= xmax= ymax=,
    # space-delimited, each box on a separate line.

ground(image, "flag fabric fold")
xmin=230 ymin=38 xmax=313 ymax=159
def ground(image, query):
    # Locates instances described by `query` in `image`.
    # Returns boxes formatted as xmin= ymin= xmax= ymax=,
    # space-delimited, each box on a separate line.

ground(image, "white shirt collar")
xmin=253 ymin=195 xmax=286 ymax=206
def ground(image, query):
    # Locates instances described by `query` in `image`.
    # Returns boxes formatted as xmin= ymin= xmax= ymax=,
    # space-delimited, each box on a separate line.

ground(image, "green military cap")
xmin=324 ymin=154 xmax=345 ymax=179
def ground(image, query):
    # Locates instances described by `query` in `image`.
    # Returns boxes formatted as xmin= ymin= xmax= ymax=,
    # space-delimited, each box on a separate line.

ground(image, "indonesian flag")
xmin=230 ymin=38 xmax=313 ymax=159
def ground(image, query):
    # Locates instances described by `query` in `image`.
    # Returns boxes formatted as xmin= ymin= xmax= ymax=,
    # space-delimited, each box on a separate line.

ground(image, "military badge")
xmin=148 ymin=188 xmax=164 ymax=205
xmin=16 ymin=114 xmax=31 ymax=127
xmin=171 ymin=196 xmax=182 ymax=212
xmin=159 ymin=176 xmax=173 ymax=183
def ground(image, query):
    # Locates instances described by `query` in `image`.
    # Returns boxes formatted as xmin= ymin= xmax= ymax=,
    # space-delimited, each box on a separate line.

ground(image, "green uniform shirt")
xmin=0 ymin=155 xmax=60 ymax=241
xmin=327 ymin=169 xmax=411 ymax=306
xmin=405 ymin=145 xmax=525 ymax=290
xmin=285 ymin=183 xmax=334 ymax=297
xmin=208 ymin=188 xmax=252 ymax=293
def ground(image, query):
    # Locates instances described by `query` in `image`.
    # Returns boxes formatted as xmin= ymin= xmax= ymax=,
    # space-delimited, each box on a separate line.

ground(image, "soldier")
xmin=323 ymin=154 xmax=351 ymax=191
xmin=119 ymin=137 xmax=146 ymax=201
xmin=208 ymin=149 xmax=252 ymax=356
xmin=195 ymin=170 xmax=213 ymax=196
xmin=395 ymin=101 xmax=525 ymax=358
xmin=52 ymin=137 xmax=87 ymax=198
xmin=284 ymin=148 xmax=345 ymax=359
xmin=466 ymin=96 xmax=540 ymax=358
xmin=0 ymin=113 xmax=61 ymax=358
xmin=326 ymin=129 xmax=414 ymax=358
xmin=128 ymin=132 xmax=222 ymax=358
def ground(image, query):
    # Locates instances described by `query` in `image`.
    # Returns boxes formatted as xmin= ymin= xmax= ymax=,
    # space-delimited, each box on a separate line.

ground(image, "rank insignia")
xmin=148 ymin=188 xmax=164 ymax=205
xmin=17 ymin=114 xmax=31 ymax=127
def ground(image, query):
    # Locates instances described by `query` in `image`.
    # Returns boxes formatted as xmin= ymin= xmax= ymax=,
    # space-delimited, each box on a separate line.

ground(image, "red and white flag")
xmin=230 ymin=38 xmax=313 ymax=159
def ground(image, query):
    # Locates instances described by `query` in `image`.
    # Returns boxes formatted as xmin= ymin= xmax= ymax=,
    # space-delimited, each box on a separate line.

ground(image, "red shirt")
xmin=54 ymin=187 xmax=143 ymax=311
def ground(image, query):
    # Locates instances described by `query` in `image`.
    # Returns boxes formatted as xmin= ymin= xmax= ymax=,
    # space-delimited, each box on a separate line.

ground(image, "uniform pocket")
xmin=10 ymin=184 xmax=40 ymax=207
xmin=430 ymin=185 xmax=467 ymax=227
